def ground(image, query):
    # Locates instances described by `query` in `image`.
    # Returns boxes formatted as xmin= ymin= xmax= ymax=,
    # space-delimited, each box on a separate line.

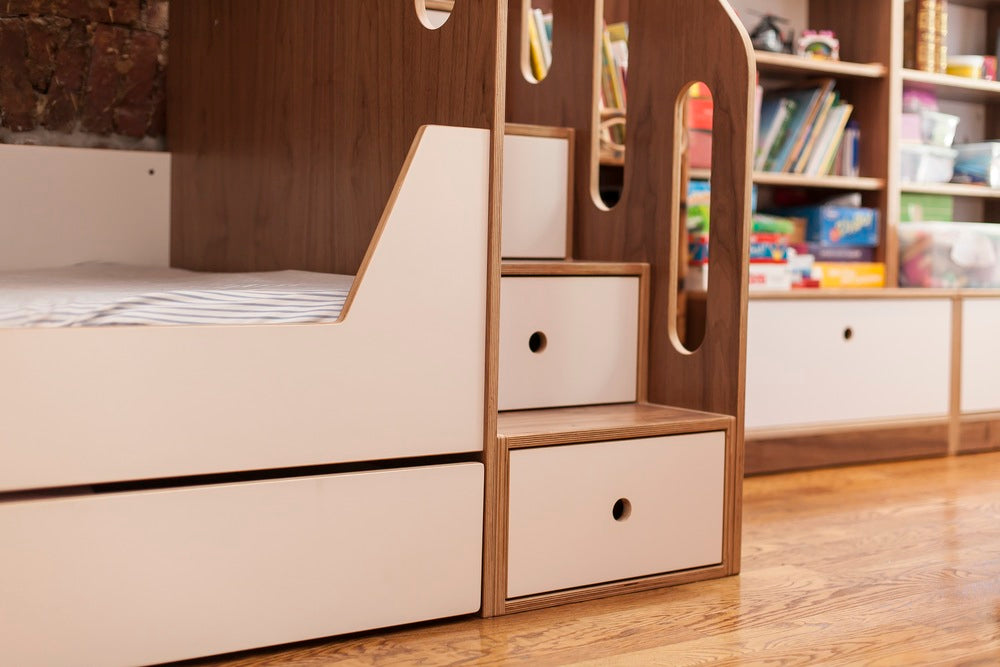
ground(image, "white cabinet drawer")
xmin=0 ymin=463 xmax=483 ymax=667
xmin=499 ymin=276 xmax=639 ymax=411
xmin=963 ymin=298 xmax=1000 ymax=413
xmin=746 ymin=299 xmax=952 ymax=430
xmin=502 ymin=132 xmax=570 ymax=258
xmin=507 ymin=432 xmax=725 ymax=598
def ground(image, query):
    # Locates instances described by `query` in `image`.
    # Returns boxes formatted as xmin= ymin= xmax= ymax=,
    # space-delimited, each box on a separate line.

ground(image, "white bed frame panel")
xmin=0 ymin=144 xmax=170 ymax=270
xmin=0 ymin=126 xmax=489 ymax=491
xmin=0 ymin=462 xmax=484 ymax=667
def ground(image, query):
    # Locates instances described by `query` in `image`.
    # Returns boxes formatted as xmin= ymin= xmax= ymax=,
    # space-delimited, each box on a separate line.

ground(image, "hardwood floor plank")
xmin=181 ymin=453 xmax=1000 ymax=666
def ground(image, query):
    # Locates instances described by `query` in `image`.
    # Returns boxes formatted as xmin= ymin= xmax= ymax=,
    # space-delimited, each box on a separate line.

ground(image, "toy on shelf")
xmin=797 ymin=30 xmax=840 ymax=61
xmin=749 ymin=13 xmax=793 ymax=54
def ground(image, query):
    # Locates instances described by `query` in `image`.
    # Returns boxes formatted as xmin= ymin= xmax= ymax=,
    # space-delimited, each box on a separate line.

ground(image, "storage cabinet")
xmin=746 ymin=298 xmax=952 ymax=430
xmin=498 ymin=275 xmax=640 ymax=411
xmin=507 ymin=432 xmax=725 ymax=598
xmin=962 ymin=298 xmax=1000 ymax=414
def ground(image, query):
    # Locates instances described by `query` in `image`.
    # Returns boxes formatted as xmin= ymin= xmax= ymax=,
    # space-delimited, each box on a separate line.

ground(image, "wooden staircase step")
xmin=498 ymin=402 xmax=734 ymax=449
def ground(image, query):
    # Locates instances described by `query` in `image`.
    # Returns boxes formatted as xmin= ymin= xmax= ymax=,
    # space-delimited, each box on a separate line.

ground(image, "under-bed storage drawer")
xmin=502 ymin=131 xmax=571 ymax=259
xmin=745 ymin=299 xmax=952 ymax=430
xmin=0 ymin=463 xmax=483 ymax=667
xmin=499 ymin=276 xmax=639 ymax=411
xmin=506 ymin=432 xmax=725 ymax=598
xmin=962 ymin=298 xmax=1000 ymax=413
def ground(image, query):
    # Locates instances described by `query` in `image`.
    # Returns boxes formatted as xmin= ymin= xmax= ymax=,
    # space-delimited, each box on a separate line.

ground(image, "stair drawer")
xmin=963 ymin=298 xmax=1000 ymax=413
xmin=746 ymin=299 xmax=952 ymax=430
xmin=499 ymin=276 xmax=639 ymax=411
xmin=502 ymin=132 xmax=571 ymax=259
xmin=507 ymin=432 xmax=725 ymax=598
xmin=0 ymin=463 xmax=483 ymax=667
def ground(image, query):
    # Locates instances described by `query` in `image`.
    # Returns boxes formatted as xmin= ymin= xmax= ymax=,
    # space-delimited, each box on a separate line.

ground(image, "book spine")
xmin=904 ymin=0 xmax=916 ymax=70
xmin=915 ymin=0 xmax=937 ymax=72
xmin=936 ymin=0 xmax=948 ymax=74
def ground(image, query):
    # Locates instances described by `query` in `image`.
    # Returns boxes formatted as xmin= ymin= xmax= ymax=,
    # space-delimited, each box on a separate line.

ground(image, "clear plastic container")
xmin=899 ymin=221 xmax=1000 ymax=288
xmin=953 ymin=142 xmax=1000 ymax=187
xmin=919 ymin=110 xmax=960 ymax=147
xmin=900 ymin=143 xmax=957 ymax=183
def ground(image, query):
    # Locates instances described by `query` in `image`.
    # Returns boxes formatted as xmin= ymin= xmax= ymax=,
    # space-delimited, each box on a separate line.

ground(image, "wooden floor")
xmin=189 ymin=452 xmax=1000 ymax=666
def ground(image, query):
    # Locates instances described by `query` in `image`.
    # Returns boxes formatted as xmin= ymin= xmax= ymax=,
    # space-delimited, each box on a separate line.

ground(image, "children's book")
xmin=766 ymin=78 xmax=836 ymax=172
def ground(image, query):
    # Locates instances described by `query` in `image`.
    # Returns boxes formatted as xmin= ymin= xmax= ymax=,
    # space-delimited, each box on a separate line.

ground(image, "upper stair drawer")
xmin=746 ymin=298 xmax=952 ymax=430
xmin=499 ymin=276 xmax=639 ymax=411
xmin=962 ymin=298 xmax=1000 ymax=414
xmin=502 ymin=128 xmax=572 ymax=259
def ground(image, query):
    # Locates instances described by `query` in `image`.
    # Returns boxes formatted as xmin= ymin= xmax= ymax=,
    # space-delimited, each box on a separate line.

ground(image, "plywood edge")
xmin=505 ymin=123 xmax=575 ymax=140
xmin=746 ymin=416 xmax=952 ymax=441
xmin=501 ymin=261 xmax=647 ymax=276
xmin=503 ymin=565 xmax=728 ymax=614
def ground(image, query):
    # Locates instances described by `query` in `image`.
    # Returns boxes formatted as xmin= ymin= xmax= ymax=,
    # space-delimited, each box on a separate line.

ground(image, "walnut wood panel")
xmin=746 ymin=421 xmax=950 ymax=475
xmin=959 ymin=414 xmax=1000 ymax=454
xmin=505 ymin=0 xmax=752 ymax=570
xmin=497 ymin=403 xmax=733 ymax=449
xmin=169 ymin=0 xmax=504 ymax=276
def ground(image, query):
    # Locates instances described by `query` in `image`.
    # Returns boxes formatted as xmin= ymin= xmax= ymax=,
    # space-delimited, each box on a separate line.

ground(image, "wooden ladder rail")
xmin=504 ymin=0 xmax=754 ymax=570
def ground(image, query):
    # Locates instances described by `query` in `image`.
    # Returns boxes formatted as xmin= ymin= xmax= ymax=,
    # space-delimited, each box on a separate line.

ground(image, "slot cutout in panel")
xmin=594 ymin=11 xmax=628 ymax=208
xmin=520 ymin=1 xmax=553 ymax=83
xmin=415 ymin=0 xmax=455 ymax=29
xmin=675 ymin=83 xmax=714 ymax=354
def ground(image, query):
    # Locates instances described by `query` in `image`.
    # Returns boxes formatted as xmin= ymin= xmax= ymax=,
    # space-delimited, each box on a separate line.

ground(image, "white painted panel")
xmin=0 ymin=144 xmax=169 ymax=270
xmin=0 ymin=126 xmax=489 ymax=490
xmin=746 ymin=299 xmax=952 ymax=430
xmin=962 ymin=298 xmax=1000 ymax=413
xmin=0 ymin=463 xmax=484 ymax=667
xmin=501 ymin=133 xmax=569 ymax=258
xmin=499 ymin=276 xmax=638 ymax=410
xmin=507 ymin=432 xmax=725 ymax=598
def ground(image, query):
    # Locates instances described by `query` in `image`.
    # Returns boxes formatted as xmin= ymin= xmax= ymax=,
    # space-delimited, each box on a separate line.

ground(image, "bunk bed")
xmin=0 ymin=1 xmax=504 ymax=665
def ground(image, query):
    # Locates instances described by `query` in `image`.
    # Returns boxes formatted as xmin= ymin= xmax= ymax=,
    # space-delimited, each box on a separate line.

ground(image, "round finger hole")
xmin=529 ymin=331 xmax=547 ymax=353
xmin=612 ymin=498 xmax=632 ymax=522
xmin=844 ymin=327 xmax=854 ymax=341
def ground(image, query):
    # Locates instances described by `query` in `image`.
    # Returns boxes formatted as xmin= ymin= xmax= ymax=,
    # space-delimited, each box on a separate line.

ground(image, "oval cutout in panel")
xmin=415 ymin=0 xmax=454 ymax=30
xmin=674 ymin=82 xmax=713 ymax=354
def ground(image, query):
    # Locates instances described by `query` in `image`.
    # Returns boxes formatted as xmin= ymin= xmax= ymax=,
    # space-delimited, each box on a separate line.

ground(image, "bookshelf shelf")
xmin=900 ymin=181 xmax=1000 ymax=199
xmin=755 ymin=52 xmax=887 ymax=79
xmin=901 ymin=69 xmax=1000 ymax=103
xmin=687 ymin=168 xmax=884 ymax=191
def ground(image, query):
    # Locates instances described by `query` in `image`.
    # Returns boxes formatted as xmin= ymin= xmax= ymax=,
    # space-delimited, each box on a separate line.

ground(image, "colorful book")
xmin=532 ymin=8 xmax=552 ymax=72
xmin=527 ymin=12 xmax=545 ymax=81
xmin=793 ymin=90 xmax=838 ymax=174
xmin=764 ymin=79 xmax=835 ymax=172
xmin=808 ymin=104 xmax=854 ymax=176
xmin=755 ymin=98 xmax=796 ymax=171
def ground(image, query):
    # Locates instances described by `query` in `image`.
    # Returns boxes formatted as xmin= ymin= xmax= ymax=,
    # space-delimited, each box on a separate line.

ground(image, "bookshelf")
xmin=901 ymin=181 xmax=1000 ymax=197
xmin=755 ymin=51 xmax=887 ymax=78
xmin=902 ymin=68 xmax=1000 ymax=102
xmin=690 ymin=168 xmax=886 ymax=191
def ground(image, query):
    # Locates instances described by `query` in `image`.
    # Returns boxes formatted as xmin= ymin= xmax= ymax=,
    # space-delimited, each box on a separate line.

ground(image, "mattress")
xmin=0 ymin=263 xmax=354 ymax=328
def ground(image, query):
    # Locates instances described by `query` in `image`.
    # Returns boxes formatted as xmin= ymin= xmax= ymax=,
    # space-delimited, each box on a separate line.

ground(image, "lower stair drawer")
xmin=506 ymin=432 xmax=725 ymax=598
xmin=499 ymin=276 xmax=639 ymax=411
xmin=963 ymin=298 xmax=1000 ymax=413
xmin=0 ymin=462 xmax=484 ymax=667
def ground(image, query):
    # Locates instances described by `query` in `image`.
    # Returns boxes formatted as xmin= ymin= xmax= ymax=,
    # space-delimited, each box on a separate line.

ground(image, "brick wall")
xmin=0 ymin=0 xmax=168 ymax=149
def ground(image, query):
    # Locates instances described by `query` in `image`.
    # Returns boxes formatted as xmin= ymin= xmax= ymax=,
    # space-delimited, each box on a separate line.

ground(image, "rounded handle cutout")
xmin=612 ymin=498 xmax=632 ymax=522
xmin=843 ymin=327 xmax=854 ymax=341
xmin=528 ymin=331 xmax=547 ymax=353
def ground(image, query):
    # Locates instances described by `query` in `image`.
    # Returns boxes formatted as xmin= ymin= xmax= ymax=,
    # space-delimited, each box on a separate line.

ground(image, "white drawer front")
xmin=0 ymin=463 xmax=483 ymax=667
xmin=963 ymin=298 xmax=1000 ymax=413
xmin=499 ymin=276 xmax=639 ymax=411
xmin=507 ymin=432 xmax=725 ymax=598
xmin=502 ymin=133 xmax=569 ymax=258
xmin=746 ymin=299 xmax=952 ymax=430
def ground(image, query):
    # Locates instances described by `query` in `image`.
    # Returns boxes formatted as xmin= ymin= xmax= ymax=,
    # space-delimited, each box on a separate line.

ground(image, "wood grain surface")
xmin=184 ymin=452 xmax=1000 ymax=666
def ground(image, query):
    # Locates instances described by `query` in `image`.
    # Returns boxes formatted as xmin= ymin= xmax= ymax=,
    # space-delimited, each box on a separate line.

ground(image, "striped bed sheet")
xmin=0 ymin=263 xmax=354 ymax=328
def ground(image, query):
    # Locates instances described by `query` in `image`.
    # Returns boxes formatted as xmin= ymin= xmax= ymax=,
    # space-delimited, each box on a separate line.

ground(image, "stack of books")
xmin=903 ymin=0 xmax=949 ymax=73
xmin=756 ymin=79 xmax=859 ymax=177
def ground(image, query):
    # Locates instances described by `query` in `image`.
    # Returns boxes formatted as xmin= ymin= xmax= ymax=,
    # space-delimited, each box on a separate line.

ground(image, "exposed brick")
xmin=0 ymin=19 xmax=37 ymax=131
xmin=80 ymin=21 xmax=127 ymax=134
xmin=113 ymin=28 xmax=156 ymax=136
xmin=23 ymin=16 xmax=68 ymax=91
xmin=41 ymin=18 xmax=88 ymax=130
xmin=1 ymin=0 xmax=140 ymax=26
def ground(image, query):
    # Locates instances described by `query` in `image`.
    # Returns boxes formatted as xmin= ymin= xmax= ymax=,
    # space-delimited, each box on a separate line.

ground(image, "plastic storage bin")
xmin=953 ymin=142 xmax=1000 ymax=187
xmin=920 ymin=110 xmax=960 ymax=147
xmin=899 ymin=221 xmax=1000 ymax=288
xmin=900 ymin=144 xmax=957 ymax=183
